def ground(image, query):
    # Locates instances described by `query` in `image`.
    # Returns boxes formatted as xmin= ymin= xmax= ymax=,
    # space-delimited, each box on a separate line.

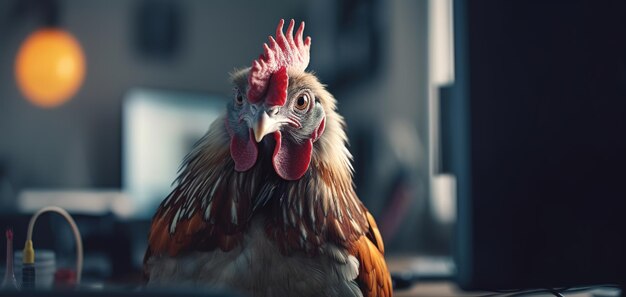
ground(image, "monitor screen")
xmin=450 ymin=0 xmax=626 ymax=290
xmin=122 ymin=88 xmax=226 ymax=218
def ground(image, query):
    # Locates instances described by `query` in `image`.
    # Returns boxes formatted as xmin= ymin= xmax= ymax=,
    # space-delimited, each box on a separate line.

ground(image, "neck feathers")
xmin=148 ymin=93 xmax=367 ymax=256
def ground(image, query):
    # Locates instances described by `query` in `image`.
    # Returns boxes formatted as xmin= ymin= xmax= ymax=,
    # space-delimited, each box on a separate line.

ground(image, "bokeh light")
xmin=15 ymin=28 xmax=86 ymax=108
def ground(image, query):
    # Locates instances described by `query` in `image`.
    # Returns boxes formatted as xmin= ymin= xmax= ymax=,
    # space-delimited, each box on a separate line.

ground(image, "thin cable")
xmin=26 ymin=206 xmax=83 ymax=284
xmin=481 ymin=285 xmax=622 ymax=297
xmin=549 ymin=291 xmax=564 ymax=297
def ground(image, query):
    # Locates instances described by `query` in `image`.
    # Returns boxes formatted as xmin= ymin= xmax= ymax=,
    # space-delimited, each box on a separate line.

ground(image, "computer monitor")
xmin=122 ymin=88 xmax=226 ymax=218
xmin=447 ymin=0 xmax=626 ymax=290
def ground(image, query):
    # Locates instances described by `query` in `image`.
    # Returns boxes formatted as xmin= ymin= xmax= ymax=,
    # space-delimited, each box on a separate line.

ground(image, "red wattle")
xmin=266 ymin=66 xmax=288 ymax=107
xmin=230 ymin=128 xmax=258 ymax=172
xmin=272 ymin=131 xmax=313 ymax=181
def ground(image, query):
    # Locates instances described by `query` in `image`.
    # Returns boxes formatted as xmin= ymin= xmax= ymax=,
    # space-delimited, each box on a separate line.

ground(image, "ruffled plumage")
xmin=145 ymin=68 xmax=391 ymax=297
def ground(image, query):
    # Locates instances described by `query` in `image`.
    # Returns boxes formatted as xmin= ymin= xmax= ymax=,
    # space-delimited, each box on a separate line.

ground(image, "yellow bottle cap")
xmin=23 ymin=240 xmax=35 ymax=264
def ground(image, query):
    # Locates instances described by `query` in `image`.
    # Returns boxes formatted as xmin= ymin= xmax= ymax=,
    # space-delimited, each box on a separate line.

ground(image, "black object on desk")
xmin=447 ymin=0 xmax=626 ymax=291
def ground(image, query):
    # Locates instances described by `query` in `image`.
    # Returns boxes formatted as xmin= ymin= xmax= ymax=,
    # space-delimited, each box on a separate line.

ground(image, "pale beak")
xmin=252 ymin=111 xmax=277 ymax=142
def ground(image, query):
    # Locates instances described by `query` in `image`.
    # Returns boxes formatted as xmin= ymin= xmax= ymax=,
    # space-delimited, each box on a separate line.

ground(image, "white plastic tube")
xmin=25 ymin=206 xmax=83 ymax=285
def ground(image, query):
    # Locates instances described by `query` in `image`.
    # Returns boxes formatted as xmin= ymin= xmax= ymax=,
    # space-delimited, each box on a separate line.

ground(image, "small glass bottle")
xmin=1 ymin=229 xmax=19 ymax=290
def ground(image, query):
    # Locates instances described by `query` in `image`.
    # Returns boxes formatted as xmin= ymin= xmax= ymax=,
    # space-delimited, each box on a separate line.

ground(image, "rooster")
xmin=144 ymin=19 xmax=392 ymax=297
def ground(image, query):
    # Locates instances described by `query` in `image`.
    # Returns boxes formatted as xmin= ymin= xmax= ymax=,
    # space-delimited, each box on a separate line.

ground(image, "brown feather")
xmin=353 ymin=212 xmax=392 ymax=297
xmin=145 ymin=115 xmax=250 ymax=258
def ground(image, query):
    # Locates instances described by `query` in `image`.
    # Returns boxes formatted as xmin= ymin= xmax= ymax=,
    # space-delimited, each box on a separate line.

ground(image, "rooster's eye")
xmin=294 ymin=94 xmax=310 ymax=112
xmin=235 ymin=93 xmax=244 ymax=106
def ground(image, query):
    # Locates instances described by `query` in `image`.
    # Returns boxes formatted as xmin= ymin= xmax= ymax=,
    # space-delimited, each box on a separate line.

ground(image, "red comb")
xmin=247 ymin=19 xmax=311 ymax=105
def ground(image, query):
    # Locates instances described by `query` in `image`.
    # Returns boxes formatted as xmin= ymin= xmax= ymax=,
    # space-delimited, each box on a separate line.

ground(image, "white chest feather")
xmin=146 ymin=217 xmax=363 ymax=297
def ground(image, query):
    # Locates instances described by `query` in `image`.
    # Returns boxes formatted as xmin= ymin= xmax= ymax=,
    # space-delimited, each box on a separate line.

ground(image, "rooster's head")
xmin=226 ymin=19 xmax=329 ymax=181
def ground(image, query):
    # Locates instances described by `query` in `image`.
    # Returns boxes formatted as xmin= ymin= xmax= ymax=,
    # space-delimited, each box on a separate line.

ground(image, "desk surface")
xmin=387 ymin=255 xmax=480 ymax=297
xmin=387 ymin=256 xmax=608 ymax=297
xmin=394 ymin=282 xmax=480 ymax=297
xmin=393 ymin=282 xmax=602 ymax=297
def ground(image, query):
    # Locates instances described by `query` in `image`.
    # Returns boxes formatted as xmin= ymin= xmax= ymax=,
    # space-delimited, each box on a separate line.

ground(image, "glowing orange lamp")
xmin=15 ymin=28 xmax=86 ymax=108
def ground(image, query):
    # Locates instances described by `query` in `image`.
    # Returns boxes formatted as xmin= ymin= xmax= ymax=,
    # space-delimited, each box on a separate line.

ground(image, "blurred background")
xmin=0 ymin=0 xmax=452 ymax=283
